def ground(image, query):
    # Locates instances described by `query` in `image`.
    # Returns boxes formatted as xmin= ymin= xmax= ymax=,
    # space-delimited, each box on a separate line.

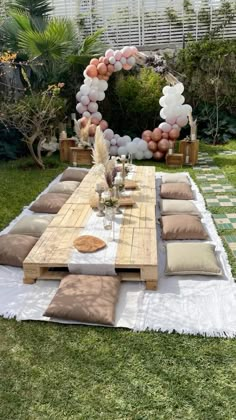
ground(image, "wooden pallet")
xmin=23 ymin=166 xmax=158 ymax=290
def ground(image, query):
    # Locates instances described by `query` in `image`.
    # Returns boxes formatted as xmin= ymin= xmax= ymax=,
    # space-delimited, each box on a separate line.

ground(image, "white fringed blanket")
xmin=0 ymin=169 xmax=236 ymax=337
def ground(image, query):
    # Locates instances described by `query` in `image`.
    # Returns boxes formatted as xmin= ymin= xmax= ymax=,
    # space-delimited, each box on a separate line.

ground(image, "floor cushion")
xmin=165 ymin=242 xmax=222 ymax=276
xmin=44 ymin=274 xmax=121 ymax=325
xmin=60 ymin=168 xmax=89 ymax=182
xmin=161 ymin=214 xmax=208 ymax=240
xmin=160 ymin=183 xmax=194 ymax=200
xmin=9 ymin=215 xmax=53 ymax=237
xmin=0 ymin=234 xmax=38 ymax=267
xmin=162 ymin=173 xmax=190 ymax=184
xmin=160 ymin=199 xmax=200 ymax=216
xmin=30 ymin=193 xmax=69 ymax=214
xmin=48 ymin=181 xmax=80 ymax=195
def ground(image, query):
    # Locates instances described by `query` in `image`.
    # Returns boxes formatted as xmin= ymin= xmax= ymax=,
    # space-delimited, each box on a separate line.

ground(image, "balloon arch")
xmin=75 ymin=46 xmax=192 ymax=161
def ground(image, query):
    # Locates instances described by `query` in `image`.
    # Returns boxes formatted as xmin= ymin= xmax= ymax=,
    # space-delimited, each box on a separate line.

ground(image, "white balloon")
xmin=81 ymin=95 xmax=90 ymax=106
xmin=174 ymin=82 xmax=184 ymax=94
xmin=117 ymin=137 xmax=125 ymax=146
xmin=120 ymin=57 xmax=127 ymax=65
xmin=110 ymin=145 xmax=118 ymax=156
xmin=122 ymin=135 xmax=131 ymax=143
xmin=127 ymin=56 xmax=136 ymax=66
xmin=97 ymin=91 xmax=105 ymax=101
xmin=135 ymin=150 xmax=144 ymax=160
xmin=91 ymin=77 xmax=99 ymax=87
xmin=160 ymin=108 xmax=167 ymax=119
xmin=99 ymin=80 xmax=108 ymax=91
xmin=105 ymin=48 xmax=114 ymax=58
xmin=159 ymin=122 xmax=172 ymax=133
xmin=182 ymin=104 xmax=192 ymax=114
xmin=76 ymin=103 xmax=87 ymax=114
xmin=104 ymin=128 xmax=114 ymax=141
xmin=89 ymin=89 xmax=98 ymax=102
xmin=132 ymin=137 xmax=141 ymax=144
xmin=118 ymin=146 xmax=127 ymax=156
xmin=144 ymin=150 xmax=153 ymax=159
xmin=80 ymin=85 xmax=90 ymax=96
xmin=105 ymin=140 xmax=110 ymax=148
xmin=84 ymin=77 xmax=92 ymax=86
xmin=159 ymin=96 xmax=166 ymax=107
xmin=114 ymin=61 xmax=123 ymax=72
xmin=162 ymin=86 xmax=171 ymax=95
xmin=138 ymin=139 xmax=148 ymax=152
xmin=88 ymin=102 xmax=98 ymax=113
xmin=127 ymin=142 xmax=138 ymax=154
xmin=172 ymin=123 xmax=181 ymax=130
xmin=110 ymin=138 xmax=117 ymax=146
xmin=91 ymin=112 xmax=102 ymax=121
xmin=76 ymin=91 xmax=82 ymax=102
xmin=166 ymin=116 xmax=176 ymax=125
xmin=109 ymin=56 xmax=116 ymax=65
xmin=176 ymin=115 xmax=188 ymax=127
xmin=83 ymin=111 xmax=91 ymax=118
xmin=114 ymin=134 xmax=120 ymax=140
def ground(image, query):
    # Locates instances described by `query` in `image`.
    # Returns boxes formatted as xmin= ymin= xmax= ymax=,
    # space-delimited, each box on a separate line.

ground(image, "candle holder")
xmin=95 ymin=184 xmax=105 ymax=217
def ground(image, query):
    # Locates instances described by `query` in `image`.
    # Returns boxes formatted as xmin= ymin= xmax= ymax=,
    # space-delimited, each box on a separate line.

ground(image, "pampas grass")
xmin=74 ymin=118 xmax=91 ymax=147
xmin=92 ymin=126 xmax=109 ymax=166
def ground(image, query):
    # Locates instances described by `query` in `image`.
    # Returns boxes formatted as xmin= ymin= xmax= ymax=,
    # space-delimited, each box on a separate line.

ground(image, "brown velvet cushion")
xmin=9 ymin=215 xmax=53 ymax=237
xmin=60 ymin=168 xmax=88 ymax=182
xmin=165 ymin=243 xmax=222 ymax=276
xmin=30 ymin=193 xmax=69 ymax=214
xmin=44 ymin=274 xmax=120 ymax=325
xmin=160 ymin=183 xmax=194 ymax=200
xmin=0 ymin=234 xmax=38 ymax=267
xmin=161 ymin=215 xmax=208 ymax=240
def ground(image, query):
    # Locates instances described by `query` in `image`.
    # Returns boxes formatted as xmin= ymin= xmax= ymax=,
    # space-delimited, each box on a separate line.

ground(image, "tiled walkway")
xmin=213 ymin=214 xmax=236 ymax=230
xmin=223 ymin=235 xmax=236 ymax=257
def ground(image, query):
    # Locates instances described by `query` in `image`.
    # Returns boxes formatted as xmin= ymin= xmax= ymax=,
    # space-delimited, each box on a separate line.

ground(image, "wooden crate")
xmin=179 ymin=139 xmax=199 ymax=166
xmin=60 ymin=139 xmax=76 ymax=162
xmin=166 ymin=153 xmax=184 ymax=168
xmin=70 ymin=147 xmax=93 ymax=166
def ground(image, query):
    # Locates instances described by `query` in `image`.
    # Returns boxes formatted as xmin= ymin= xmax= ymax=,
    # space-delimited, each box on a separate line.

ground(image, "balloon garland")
xmin=75 ymin=46 xmax=192 ymax=161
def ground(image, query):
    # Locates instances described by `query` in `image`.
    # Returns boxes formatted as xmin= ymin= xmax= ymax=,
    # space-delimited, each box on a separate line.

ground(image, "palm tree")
xmin=7 ymin=0 xmax=53 ymax=17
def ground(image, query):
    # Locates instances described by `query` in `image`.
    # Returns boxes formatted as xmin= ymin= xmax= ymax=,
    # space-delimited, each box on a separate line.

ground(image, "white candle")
xmin=121 ymin=154 xmax=126 ymax=162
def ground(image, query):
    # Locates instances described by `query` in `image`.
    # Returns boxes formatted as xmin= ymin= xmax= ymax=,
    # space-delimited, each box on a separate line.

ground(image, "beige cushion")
xmin=161 ymin=215 xmax=208 ymax=240
xmin=30 ymin=193 xmax=69 ymax=214
xmin=44 ymin=274 xmax=120 ymax=325
xmin=160 ymin=199 xmax=200 ymax=216
xmin=60 ymin=168 xmax=88 ymax=182
xmin=160 ymin=183 xmax=194 ymax=200
xmin=9 ymin=215 xmax=53 ymax=237
xmin=165 ymin=243 xmax=222 ymax=276
xmin=48 ymin=181 xmax=79 ymax=195
xmin=0 ymin=234 xmax=38 ymax=267
xmin=162 ymin=173 xmax=190 ymax=184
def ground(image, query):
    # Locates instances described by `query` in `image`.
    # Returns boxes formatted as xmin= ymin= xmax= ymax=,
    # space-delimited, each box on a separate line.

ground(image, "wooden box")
xmin=70 ymin=147 xmax=93 ymax=166
xmin=166 ymin=153 xmax=184 ymax=168
xmin=179 ymin=139 xmax=199 ymax=166
xmin=60 ymin=138 xmax=76 ymax=162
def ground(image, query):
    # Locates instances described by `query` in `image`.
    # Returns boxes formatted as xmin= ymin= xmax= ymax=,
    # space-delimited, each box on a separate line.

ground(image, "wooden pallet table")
xmin=23 ymin=166 xmax=158 ymax=290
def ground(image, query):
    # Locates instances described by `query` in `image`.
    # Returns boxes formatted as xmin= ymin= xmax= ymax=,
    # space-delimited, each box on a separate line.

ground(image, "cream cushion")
xmin=44 ymin=274 xmax=121 ymax=325
xmin=160 ymin=199 xmax=200 ymax=216
xmin=162 ymin=173 xmax=190 ymax=184
xmin=60 ymin=168 xmax=89 ymax=182
xmin=165 ymin=243 xmax=222 ymax=276
xmin=9 ymin=215 xmax=53 ymax=237
xmin=48 ymin=181 xmax=79 ymax=195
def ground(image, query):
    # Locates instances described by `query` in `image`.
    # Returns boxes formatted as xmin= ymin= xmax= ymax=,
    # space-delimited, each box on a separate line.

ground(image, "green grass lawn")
xmin=0 ymin=142 xmax=236 ymax=419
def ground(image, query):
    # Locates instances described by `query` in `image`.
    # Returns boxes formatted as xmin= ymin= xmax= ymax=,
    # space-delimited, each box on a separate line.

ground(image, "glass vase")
xmin=103 ymin=206 xmax=114 ymax=230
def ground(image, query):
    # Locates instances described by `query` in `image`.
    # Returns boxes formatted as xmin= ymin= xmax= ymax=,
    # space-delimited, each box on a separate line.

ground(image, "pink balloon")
xmin=142 ymin=130 xmax=153 ymax=142
xmin=151 ymin=128 xmax=162 ymax=142
xmin=123 ymin=63 xmax=132 ymax=70
xmin=153 ymin=151 xmax=164 ymax=161
xmin=114 ymin=50 xmax=122 ymax=61
xmin=169 ymin=128 xmax=180 ymax=140
xmin=130 ymin=46 xmax=138 ymax=55
xmin=105 ymin=49 xmax=114 ymax=59
xmin=176 ymin=116 xmax=188 ymax=127
xmin=162 ymin=132 xmax=169 ymax=139
xmin=157 ymin=139 xmax=169 ymax=152
xmin=159 ymin=122 xmax=172 ymax=133
xmin=148 ymin=141 xmax=158 ymax=152
xmin=122 ymin=46 xmax=132 ymax=58
xmin=99 ymin=120 xmax=108 ymax=131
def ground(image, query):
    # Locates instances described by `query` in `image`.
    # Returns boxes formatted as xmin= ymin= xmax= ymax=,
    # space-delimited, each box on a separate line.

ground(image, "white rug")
xmin=0 ymin=169 xmax=236 ymax=337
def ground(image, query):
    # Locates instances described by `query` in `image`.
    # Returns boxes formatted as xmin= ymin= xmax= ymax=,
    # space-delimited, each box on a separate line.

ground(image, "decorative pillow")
xmin=9 ymin=215 xmax=53 ymax=237
xmin=160 ymin=199 xmax=200 ymax=216
xmin=162 ymin=173 xmax=190 ymax=184
xmin=73 ymin=236 xmax=106 ymax=253
xmin=161 ymin=215 xmax=208 ymax=240
xmin=165 ymin=243 xmax=222 ymax=276
xmin=44 ymin=274 xmax=120 ymax=325
xmin=60 ymin=168 xmax=89 ymax=182
xmin=48 ymin=181 xmax=80 ymax=195
xmin=160 ymin=183 xmax=194 ymax=200
xmin=30 ymin=193 xmax=69 ymax=214
xmin=0 ymin=234 xmax=38 ymax=267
